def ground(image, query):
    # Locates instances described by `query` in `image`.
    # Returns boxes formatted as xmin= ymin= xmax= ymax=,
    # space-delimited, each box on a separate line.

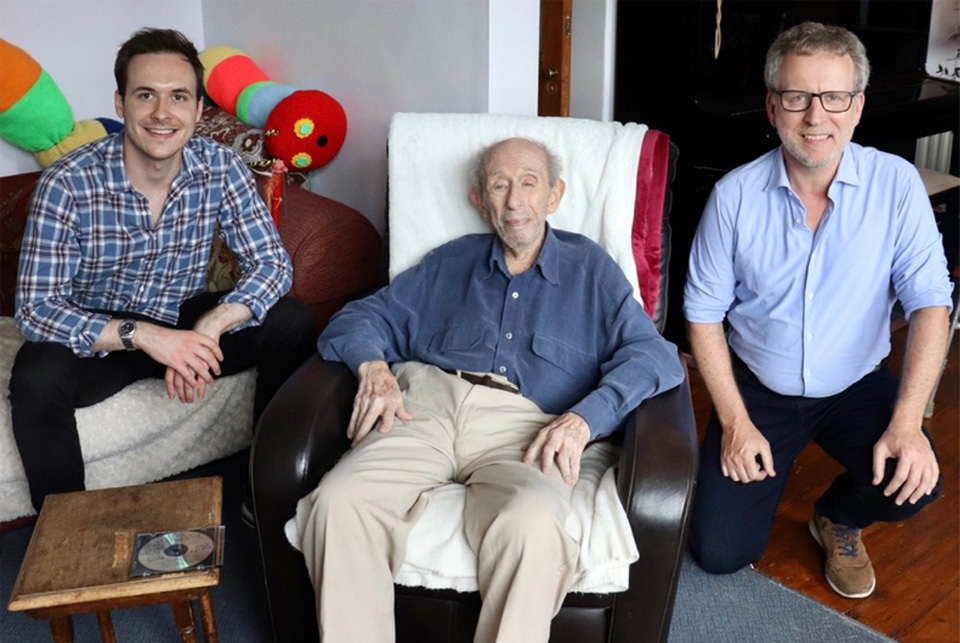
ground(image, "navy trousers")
xmin=9 ymin=292 xmax=317 ymax=512
xmin=688 ymin=355 xmax=942 ymax=574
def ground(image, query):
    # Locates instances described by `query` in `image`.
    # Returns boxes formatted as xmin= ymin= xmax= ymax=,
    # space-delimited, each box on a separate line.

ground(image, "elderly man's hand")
xmin=524 ymin=412 xmax=591 ymax=485
xmin=350 ymin=360 xmax=413 ymax=447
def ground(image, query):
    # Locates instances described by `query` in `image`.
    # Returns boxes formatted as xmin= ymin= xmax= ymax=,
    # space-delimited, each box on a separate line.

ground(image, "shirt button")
xmin=807 ymin=291 xmax=814 ymax=300
xmin=804 ymin=369 xmax=811 ymax=377
xmin=794 ymin=218 xmax=801 ymax=224
xmin=505 ymin=332 xmax=513 ymax=340
xmin=498 ymin=366 xmax=507 ymax=374
xmin=511 ymin=292 xmax=519 ymax=299
xmin=807 ymin=332 xmax=814 ymax=340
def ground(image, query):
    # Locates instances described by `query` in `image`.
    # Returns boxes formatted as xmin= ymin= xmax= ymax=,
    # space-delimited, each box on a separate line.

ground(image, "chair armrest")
xmin=611 ymin=365 xmax=698 ymax=643
xmin=251 ymin=355 xmax=356 ymax=643
xmin=276 ymin=185 xmax=382 ymax=329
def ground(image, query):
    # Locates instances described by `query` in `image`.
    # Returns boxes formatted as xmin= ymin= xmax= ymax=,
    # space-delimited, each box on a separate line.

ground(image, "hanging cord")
xmin=714 ymin=0 xmax=723 ymax=59
xmin=252 ymin=159 xmax=288 ymax=228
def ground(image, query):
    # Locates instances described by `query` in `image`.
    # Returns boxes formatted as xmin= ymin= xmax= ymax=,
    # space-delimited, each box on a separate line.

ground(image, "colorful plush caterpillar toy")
xmin=198 ymin=46 xmax=347 ymax=172
xmin=0 ymin=38 xmax=123 ymax=167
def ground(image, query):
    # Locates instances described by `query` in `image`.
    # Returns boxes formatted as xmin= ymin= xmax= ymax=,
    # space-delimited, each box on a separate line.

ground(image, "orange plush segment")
xmin=0 ymin=39 xmax=42 ymax=112
xmin=203 ymin=51 xmax=270 ymax=116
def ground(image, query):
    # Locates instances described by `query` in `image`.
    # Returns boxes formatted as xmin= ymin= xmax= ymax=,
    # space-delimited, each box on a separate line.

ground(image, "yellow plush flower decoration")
xmin=294 ymin=117 xmax=315 ymax=139
xmin=291 ymin=152 xmax=313 ymax=169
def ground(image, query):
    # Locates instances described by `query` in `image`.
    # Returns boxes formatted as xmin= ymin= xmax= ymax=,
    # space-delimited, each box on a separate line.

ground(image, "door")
xmin=538 ymin=0 xmax=572 ymax=116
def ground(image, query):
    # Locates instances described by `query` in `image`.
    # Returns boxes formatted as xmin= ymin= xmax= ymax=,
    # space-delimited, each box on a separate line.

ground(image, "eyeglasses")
xmin=774 ymin=90 xmax=859 ymax=113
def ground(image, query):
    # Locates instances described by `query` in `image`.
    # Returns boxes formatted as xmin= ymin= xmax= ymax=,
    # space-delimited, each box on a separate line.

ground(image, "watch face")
xmin=119 ymin=320 xmax=136 ymax=336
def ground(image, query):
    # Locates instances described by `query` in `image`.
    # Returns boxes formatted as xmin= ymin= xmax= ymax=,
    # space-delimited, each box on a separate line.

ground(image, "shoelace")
xmin=832 ymin=524 xmax=861 ymax=557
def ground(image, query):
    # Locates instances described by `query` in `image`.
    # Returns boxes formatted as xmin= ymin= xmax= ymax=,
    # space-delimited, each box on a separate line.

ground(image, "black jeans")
xmin=688 ymin=355 xmax=942 ymax=574
xmin=9 ymin=292 xmax=317 ymax=512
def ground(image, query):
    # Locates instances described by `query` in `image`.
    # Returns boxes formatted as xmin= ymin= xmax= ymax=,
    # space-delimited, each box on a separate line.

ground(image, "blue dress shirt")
xmin=319 ymin=226 xmax=684 ymax=440
xmin=15 ymin=133 xmax=292 ymax=357
xmin=684 ymin=143 xmax=952 ymax=397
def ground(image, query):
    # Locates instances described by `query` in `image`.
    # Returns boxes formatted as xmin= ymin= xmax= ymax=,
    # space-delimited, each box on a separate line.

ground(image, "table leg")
xmin=96 ymin=611 xmax=117 ymax=643
xmin=48 ymin=617 xmax=74 ymax=643
xmin=198 ymin=590 xmax=219 ymax=643
xmin=171 ymin=600 xmax=198 ymax=643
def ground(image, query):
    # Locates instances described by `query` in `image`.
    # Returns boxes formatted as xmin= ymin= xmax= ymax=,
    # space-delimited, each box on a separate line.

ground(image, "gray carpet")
xmin=2 ymin=451 xmax=894 ymax=643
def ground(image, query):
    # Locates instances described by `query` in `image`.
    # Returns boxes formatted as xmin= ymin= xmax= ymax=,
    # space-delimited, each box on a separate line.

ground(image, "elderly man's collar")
xmin=487 ymin=224 xmax=561 ymax=285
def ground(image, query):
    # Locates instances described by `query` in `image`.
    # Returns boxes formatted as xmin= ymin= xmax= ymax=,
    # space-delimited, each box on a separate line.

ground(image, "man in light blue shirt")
xmin=684 ymin=22 xmax=952 ymax=599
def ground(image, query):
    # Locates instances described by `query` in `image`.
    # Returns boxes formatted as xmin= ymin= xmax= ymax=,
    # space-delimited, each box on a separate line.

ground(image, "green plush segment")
xmin=235 ymin=81 xmax=273 ymax=124
xmin=0 ymin=70 xmax=73 ymax=151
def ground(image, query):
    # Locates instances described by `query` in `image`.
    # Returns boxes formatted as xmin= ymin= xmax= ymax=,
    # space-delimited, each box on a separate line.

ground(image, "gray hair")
xmin=764 ymin=22 xmax=870 ymax=92
xmin=471 ymin=137 xmax=563 ymax=197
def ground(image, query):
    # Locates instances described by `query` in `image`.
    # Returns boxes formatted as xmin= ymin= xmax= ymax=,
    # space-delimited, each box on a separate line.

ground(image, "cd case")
xmin=129 ymin=525 xmax=225 ymax=577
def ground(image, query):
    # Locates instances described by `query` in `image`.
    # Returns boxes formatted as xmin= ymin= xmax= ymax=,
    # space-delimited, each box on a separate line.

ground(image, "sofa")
xmin=0 ymin=105 xmax=381 ymax=524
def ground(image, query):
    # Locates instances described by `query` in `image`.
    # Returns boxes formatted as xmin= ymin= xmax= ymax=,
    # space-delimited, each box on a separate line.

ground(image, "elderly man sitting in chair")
xmin=297 ymin=137 xmax=684 ymax=643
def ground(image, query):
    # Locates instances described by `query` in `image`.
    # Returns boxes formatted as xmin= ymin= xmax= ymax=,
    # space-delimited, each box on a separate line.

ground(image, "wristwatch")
xmin=118 ymin=319 xmax=137 ymax=351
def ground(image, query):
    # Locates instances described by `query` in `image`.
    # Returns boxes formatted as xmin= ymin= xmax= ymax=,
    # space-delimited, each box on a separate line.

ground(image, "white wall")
xmin=488 ymin=0 xmax=539 ymax=116
xmin=570 ymin=0 xmax=616 ymax=121
xmin=202 ymin=0 xmax=539 ymax=231
xmin=0 ymin=0 xmax=540 ymax=231
xmin=0 ymin=0 xmax=205 ymax=176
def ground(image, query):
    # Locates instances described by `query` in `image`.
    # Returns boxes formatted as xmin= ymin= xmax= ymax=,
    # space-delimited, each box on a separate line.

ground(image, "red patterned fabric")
xmin=631 ymin=130 xmax=670 ymax=321
xmin=195 ymin=104 xmax=306 ymax=189
xmin=0 ymin=172 xmax=41 ymax=317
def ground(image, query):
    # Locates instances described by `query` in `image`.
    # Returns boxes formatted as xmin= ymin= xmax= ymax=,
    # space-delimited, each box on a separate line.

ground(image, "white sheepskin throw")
xmin=286 ymin=442 xmax=639 ymax=594
xmin=0 ymin=317 xmax=255 ymax=523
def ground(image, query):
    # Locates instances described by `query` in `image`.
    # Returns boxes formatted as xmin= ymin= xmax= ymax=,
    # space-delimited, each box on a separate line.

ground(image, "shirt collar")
xmin=765 ymin=143 xmax=862 ymax=193
xmin=485 ymin=224 xmax=561 ymax=285
xmin=102 ymin=134 xmax=209 ymax=194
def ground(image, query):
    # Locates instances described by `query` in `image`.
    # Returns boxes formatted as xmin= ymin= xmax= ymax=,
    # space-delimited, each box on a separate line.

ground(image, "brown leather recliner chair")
xmin=250 ymin=116 xmax=698 ymax=643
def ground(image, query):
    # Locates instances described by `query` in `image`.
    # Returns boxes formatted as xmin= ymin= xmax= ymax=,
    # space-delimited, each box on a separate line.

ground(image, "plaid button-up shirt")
xmin=15 ymin=133 xmax=293 ymax=357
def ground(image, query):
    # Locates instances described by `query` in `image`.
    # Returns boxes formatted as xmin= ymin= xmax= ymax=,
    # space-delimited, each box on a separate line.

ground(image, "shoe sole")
xmin=808 ymin=518 xmax=876 ymax=599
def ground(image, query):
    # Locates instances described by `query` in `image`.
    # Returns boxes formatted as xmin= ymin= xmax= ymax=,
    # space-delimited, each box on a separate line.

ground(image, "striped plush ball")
xmin=0 ymin=39 xmax=74 ymax=152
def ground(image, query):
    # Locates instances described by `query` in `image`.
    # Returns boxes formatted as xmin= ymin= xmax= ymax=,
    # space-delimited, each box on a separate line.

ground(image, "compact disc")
xmin=136 ymin=530 xmax=215 ymax=573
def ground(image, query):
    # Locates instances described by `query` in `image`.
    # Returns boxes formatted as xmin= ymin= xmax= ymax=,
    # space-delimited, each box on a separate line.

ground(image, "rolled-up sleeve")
xmin=891 ymin=168 xmax=953 ymax=318
xmin=218 ymin=161 xmax=293 ymax=327
xmin=684 ymin=185 xmax=738 ymax=324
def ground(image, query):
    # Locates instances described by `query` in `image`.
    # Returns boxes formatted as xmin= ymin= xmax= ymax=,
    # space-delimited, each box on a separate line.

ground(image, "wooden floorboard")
xmin=687 ymin=326 xmax=960 ymax=642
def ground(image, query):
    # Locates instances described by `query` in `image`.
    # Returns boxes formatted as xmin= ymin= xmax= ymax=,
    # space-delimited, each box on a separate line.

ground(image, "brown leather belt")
xmin=441 ymin=368 xmax=519 ymax=395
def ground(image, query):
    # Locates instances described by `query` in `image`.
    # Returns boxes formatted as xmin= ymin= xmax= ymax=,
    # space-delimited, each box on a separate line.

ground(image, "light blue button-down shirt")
xmin=319 ymin=226 xmax=684 ymax=440
xmin=684 ymin=143 xmax=952 ymax=398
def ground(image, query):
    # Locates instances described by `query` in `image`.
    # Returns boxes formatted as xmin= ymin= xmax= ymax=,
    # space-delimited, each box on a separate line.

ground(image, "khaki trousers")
xmin=300 ymin=361 xmax=580 ymax=643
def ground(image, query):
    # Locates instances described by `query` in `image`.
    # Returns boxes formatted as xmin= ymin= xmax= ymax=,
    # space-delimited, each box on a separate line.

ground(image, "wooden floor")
xmin=687 ymin=325 xmax=960 ymax=643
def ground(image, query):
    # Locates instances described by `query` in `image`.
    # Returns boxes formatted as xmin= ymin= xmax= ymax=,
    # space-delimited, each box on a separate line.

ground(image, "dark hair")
xmin=765 ymin=22 xmax=870 ymax=92
xmin=114 ymin=28 xmax=204 ymax=98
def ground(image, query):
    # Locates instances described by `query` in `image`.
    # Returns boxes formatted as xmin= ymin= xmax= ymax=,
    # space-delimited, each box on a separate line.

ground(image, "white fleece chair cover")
xmin=387 ymin=112 xmax=647 ymax=302
xmin=0 ymin=317 xmax=255 ymax=523
xmin=288 ymin=112 xmax=652 ymax=593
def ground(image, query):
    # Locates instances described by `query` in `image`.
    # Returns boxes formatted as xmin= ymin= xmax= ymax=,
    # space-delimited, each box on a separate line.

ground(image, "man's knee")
xmin=688 ymin=530 xmax=762 ymax=575
xmin=688 ymin=508 xmax=767 ymax=575
xmin=482 ymin=493 xmax=572 ymax=555
xmin=309 ymin=466 xmax=376 ymax=522
xmin=10 ymin=342 xmax=75 ymax=401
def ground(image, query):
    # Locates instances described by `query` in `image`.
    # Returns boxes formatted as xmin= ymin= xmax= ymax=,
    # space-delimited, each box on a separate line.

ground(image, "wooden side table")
xmin=7 ymin=477 xmax=223 ymax=643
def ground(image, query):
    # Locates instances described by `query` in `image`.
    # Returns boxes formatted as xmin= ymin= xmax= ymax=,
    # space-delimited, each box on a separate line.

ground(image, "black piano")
xmin=614 ymin=0 xmax=959 ymax=346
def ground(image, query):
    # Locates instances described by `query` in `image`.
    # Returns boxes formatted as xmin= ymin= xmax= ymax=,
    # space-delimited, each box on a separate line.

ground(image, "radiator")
xmin=915 ymin=131 xmax=955 ymax=173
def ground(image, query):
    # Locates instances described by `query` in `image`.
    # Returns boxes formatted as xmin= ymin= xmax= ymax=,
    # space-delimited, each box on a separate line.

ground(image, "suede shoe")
xmin=809 ymin=513 xmax=876 ymax=598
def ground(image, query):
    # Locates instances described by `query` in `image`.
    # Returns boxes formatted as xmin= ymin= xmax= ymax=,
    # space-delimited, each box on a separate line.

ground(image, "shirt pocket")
xmin=531 ymin=333 xmax=593 ymax=376
xmin=427 ymin=323 xmax=489 ymax=354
